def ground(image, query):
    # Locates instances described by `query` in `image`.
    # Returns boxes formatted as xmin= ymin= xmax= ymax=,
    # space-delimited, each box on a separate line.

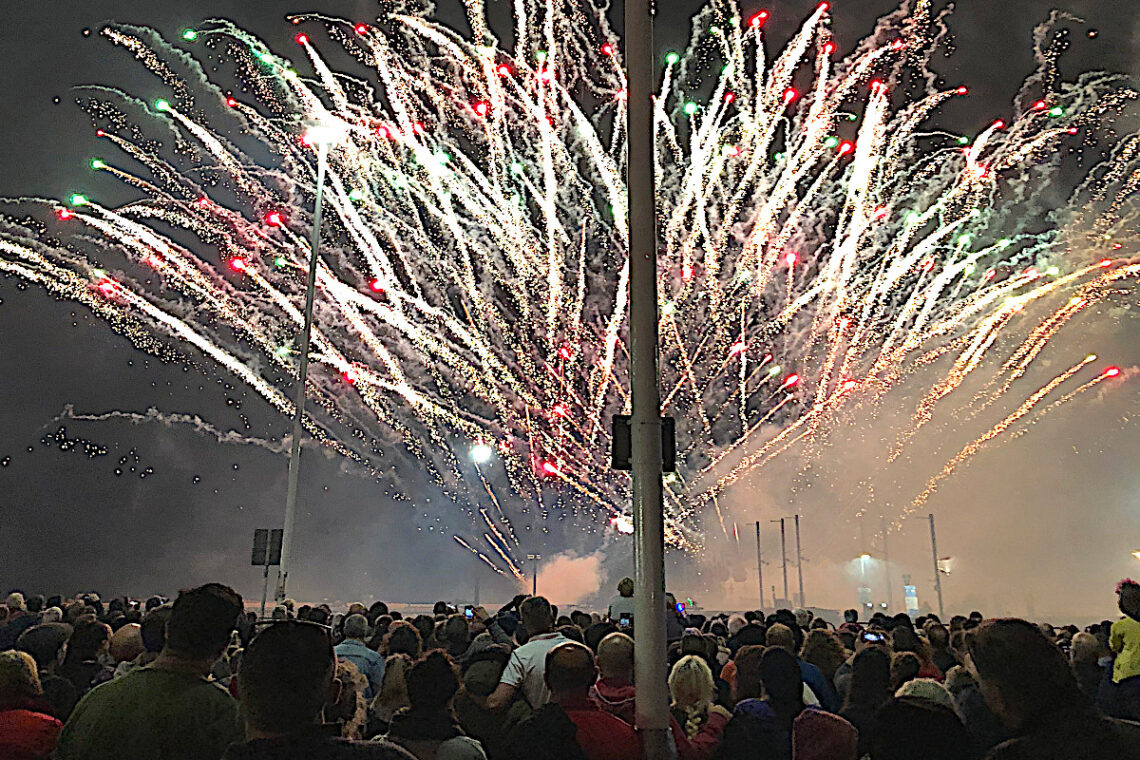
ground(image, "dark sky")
xmin=0 ymin=0 xmax=1135 ymax=611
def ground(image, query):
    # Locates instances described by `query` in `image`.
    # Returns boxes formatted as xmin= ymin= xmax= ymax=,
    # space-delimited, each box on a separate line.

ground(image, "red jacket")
xmin=589 ymin=678 xmax=637 ymax=725
xmin=559 ymin=697 xmax=641 ymax=760
xmin=0 ymin=707 xmax=62 ymax=759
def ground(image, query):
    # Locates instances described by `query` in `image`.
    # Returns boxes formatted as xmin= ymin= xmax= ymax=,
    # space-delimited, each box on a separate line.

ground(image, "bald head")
xmin=545 ymin=642 xmax=597 ymax=698
xmin=596 ymin=632 xmax=634 ymax=681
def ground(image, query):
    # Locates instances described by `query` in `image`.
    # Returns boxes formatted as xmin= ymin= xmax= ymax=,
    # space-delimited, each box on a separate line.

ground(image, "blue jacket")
xmin=335 ymin=638 xmax=386 ymax=699
xmin=798 ymin=658 xmax=838 ymax=712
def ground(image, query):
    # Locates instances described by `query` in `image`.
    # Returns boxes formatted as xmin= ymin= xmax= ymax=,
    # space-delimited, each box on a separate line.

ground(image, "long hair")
xmin=758 ymin=647 xmax=804 ymax=729
xmin=844 ymin=646 xmax=892 ymax=713
xmin=800 ymin=629 xmax=846 ymax=685
xmin=669 ymin=655 xmax=715 ymax=738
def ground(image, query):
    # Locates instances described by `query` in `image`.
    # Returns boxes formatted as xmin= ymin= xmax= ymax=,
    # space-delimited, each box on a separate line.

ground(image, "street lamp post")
xmin=276 ymin=125 xmax=341 ymax=601
xmin=526 ymin=554 xmax=542 ymax=596
xmin=626 ymin=0 xmax=670 ymax=755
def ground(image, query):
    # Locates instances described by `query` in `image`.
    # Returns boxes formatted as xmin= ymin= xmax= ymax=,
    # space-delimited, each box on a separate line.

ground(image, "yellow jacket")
xmin=1110 ymin=616 xmax=1140 ymax=682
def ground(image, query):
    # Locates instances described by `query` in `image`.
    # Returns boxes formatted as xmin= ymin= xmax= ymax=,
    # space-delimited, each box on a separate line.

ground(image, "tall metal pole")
xmin=626 ymin=0 xmax=670 ymax=756
xmin=771 ymin=518 xmax=788 ymax=605
xmin=929 ymin=513 xmax=945 ymax=619
xmin=755 ymin=521 xmax=764 ymax=610
xmin=794 ymin=515 xmax=805 ymax=608
xmin=275 ymin=141 xmax=328 ymax=601
xmin=881 ymin=515 xmax=894 ymax=614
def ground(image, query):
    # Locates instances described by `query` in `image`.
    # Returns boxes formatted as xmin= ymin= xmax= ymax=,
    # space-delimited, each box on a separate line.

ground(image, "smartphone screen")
xmin=464 ymin=605 xmax=474 ymax=619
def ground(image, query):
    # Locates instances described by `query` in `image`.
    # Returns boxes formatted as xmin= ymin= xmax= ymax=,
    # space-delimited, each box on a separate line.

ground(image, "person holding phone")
xmin=606 ymin=578 xmax=635 ymax=624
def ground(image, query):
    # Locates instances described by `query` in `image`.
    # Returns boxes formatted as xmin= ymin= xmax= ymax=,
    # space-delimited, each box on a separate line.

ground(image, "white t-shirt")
xmin=608 ymin=594 xmax=635 ymax=621
xmin=499 ymin=631 xmax=569 ymax=708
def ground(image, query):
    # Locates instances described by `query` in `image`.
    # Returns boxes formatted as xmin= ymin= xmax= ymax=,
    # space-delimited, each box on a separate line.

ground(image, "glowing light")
xmin=182 ymin=29 xmax=198 ymax=42
xmin=355 ymin=23 xmax=368 ymax=34
xmin=823 ymin=136 xmax=839 ymax=148
xmin=749 ymin=11 xmax=769 ymax=28
xmin=838 ymin=140 xmax=854 ymax=155
xmin=496 ymin=64 xmax=511 ymax=77
xmin=537 ymin=68 xmax=554 ymax=83
xmin=601 ymin=43 xmax=614 ymax=56
xmin=57 ymin=209 xmax=73 ymax=220
xmin=342 ymin=370 xmax=358 ymax=384
xmin=681 ymin=264 xmax=694 ymax=281
xmin=870 ymin=79 xmax=884 ymax=93
xmin=730 ymin=341 xmax=746 ymax=356
xmin=922 ymin=259 xmax=935 ymax=273
xmin=470 ymin=443 xmax=494 ymax=463
xmin=295 ymin=33 xmax=309 ymax=45
xmin=196 ymin=197 xmax=209 ymax=207
xmin=274 ymin=256 xmax=287 ymax=268
xmin=96 ymin=280 xmax=117 ymax=297
xmin=783 ymin=88 xmax=798 ymax=103
xmin=1098 ymin=259 xmax=1112 ymax=268
xmin=474 ymin=100 xmax=490 ymax=117
xmin=69 ymin=194 xmax=88 ymax=207
xmin=225 ymin=97 xmax=237 ymax=108
xmin=558 ymin=346 xmax=573 ymax=360
xmin=154 ymin=99 xmax=171 ymax=112
xmin=661 ymin=302 xmax=676 ymax=316
xmin=265 ymin=212 xmax=284 ymax=227
xmin=1048 ymin=106 xmax=1064 ymax=117
xmin=723 ymin=145 xmax=741 ymax=157
xmin=348 ymin=189 xmax=365 ymax=202
xmin=610 ymin=514 xmax=634 ymax=534
xmin=872 ymin=205 xmax=888 ymax=220
xmin=781 ymin=374 xmax=800 ymax=389
xmin=784 ymin=251 xmax=798 ymax=267
xmin=768 ymin=365 xmax=782 ymax=376
xmin=724 ymin=91 xmax=736 ymax=103
xmin=993 ymin=119 xmax=1005 ymax=129
xmin=824 ymin=42 xmax=835 ymax=54
xmin=1046 ymin=266 xmax=1060 ymax=276
xmin=1032 ymin=100 xmax=1047 ymax=110
xmin=956 ymin=86 xmax=968 ymax=95
xmin=90 ymin=159 xmax=106 ymax=170
xmin=841 ymin=379 xmax=858 ymax=391
xmin=229 ymin=258 xmax=248 ymax=273
xmin=957 ymin=136 xmax=970 ymax=146
xmin=369 ymin=279 xmax=384 ymax=293
xmin=665 ymin=52 xmax=680 ymax=65
xmin=683 ymin=101 xmax=699 ymax=116
xmin=1103 ymin=367 xmax=1121 ymax=378
xmin=890 ymin=39 xmax=906 ymax=50
xmin=615 ymin=89 xmax=627 ymax=101
xmin=541 ymin=461 xmax=560 ymax=475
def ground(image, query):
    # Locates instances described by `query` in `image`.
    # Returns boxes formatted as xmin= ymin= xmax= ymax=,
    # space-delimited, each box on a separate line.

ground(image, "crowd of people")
xmin=2 ymin=577 xmax=1140 ymax=759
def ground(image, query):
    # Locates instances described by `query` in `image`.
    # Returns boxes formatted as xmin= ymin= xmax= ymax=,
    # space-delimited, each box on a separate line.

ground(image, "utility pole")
xmin=755 ymin=521 xmax=764 ymax=610
xmin=881 ymin=515 xmax=894 ymax=614
xmin=929 ymin=513 xmax=945 ymax=619
xmin=771 ymin=518 xmax=788 ymax=605
xmin=794 ymin=514 xmax=805 ymax=608
xmin=276 ymin=137 xmax=331 ymax=601
xmin=625 ymin=0 xmax=670 ymax=753
xmin=526 ymin=554 xmax=541 ymax=596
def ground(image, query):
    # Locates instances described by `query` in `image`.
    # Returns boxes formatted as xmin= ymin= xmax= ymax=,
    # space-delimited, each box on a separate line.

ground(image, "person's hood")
xmin=592 ymin=678 xmax=636 ymax=704
xmin=733 ymin=697 xmax=778 ymax=725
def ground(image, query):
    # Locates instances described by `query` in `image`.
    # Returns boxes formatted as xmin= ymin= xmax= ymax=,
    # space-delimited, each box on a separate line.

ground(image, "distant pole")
xmin=626 ymin=0 xmax=670 ymax=751
xmin=771 ymin=518 xmax=788 ymax=605
xmin=794 ymin=514 xmax=805 ymax=608
xmin=526 ymin=554 xmax=541 ymax=596
xmin=929 ymin=513 xmax=945 ymax=619
xmin=474 ymin=575 xmax=480 ymax=607
xmin=276 ymin=140 xmax=329 ymax=601
xmin=881 ymin=515 xmax=894 ymax=614
xmin=259 ymin=562 xmax=270 ymax=619
xmin=755 ymin=521 xmax=764 ymax=610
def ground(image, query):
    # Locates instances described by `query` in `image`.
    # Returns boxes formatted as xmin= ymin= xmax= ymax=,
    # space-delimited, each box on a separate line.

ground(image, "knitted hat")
xmin=793 ymin=708 xmax=857 ymax=760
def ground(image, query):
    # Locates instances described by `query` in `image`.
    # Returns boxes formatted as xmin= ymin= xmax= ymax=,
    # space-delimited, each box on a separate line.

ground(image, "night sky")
xmin=0 ymin=0 xmax=1136 ymax=612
